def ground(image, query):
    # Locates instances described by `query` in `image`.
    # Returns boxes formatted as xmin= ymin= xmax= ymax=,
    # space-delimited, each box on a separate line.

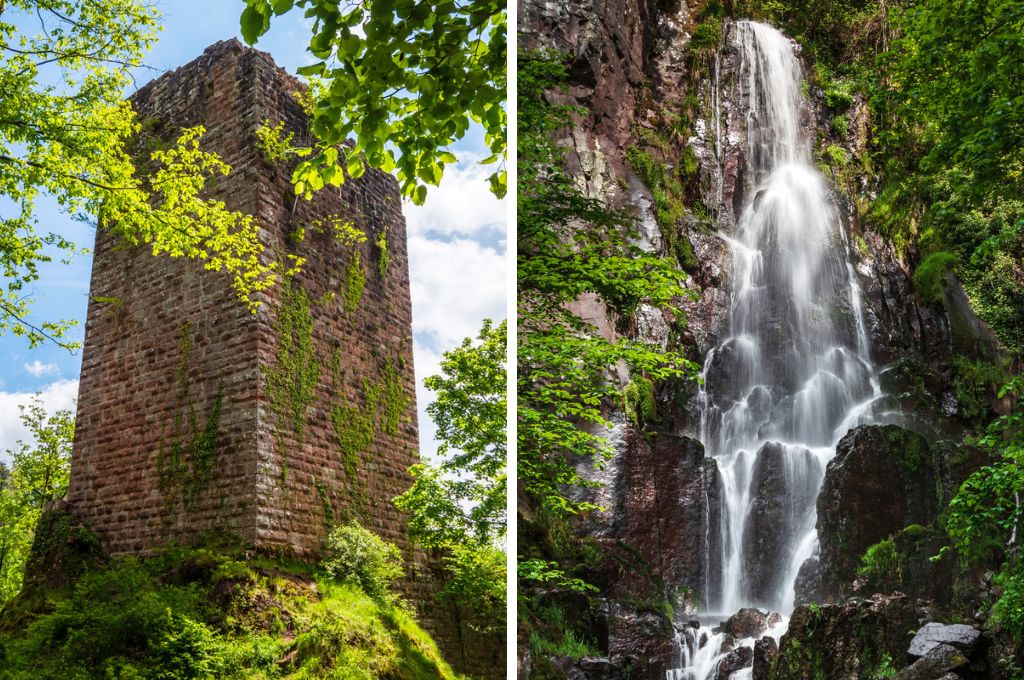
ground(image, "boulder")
xmin=616 ymin=431 xmax=721 ymax=603
xmin=723 ymin=608 xmax=768 ymax=639
xmin=817 ymin=425 xmax=939 ymax=599
xmin=793 ymin=556 xmax=823 ymax=606
xmin=773 ymin=594 xmax=938 ymax=680
xmin=716 ymin=646 xmax=753 ymax=680
xmin=908 ymin=623 xmax=981 ymax=659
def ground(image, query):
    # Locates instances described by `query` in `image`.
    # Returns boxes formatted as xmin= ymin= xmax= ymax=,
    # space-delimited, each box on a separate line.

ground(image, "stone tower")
xmin=67 ymin=39 xmax=419 ymax=559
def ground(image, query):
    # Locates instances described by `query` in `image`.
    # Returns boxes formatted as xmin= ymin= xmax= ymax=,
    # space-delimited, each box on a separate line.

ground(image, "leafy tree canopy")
xmin=393 ymin=318 xmax=506 ymax=625
xmin=1 ymin=0 xmax=274 ymax=349
xmin=240 ymin=0 xmax=507 ymax=204
xmin=0 ymin=396 xmax=74 ymax=604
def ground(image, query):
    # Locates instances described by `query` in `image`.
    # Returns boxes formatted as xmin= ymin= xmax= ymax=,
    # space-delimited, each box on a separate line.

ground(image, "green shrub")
xmin=857 ymin=538 xmax=903 ymax=590
xmin=623 ymin=376 xmax=659 ymax=428
xmin=320 ymin=522 xmax=404 ymax=601
xmin=830 ymin=114 xmax=848 ymax=138
xmin=825 ymin=144 xmax=848 ymax=168
xmin=951 ymin=356 xmax=1006 ymax=424
xmin=912 ymin=251 xmax=956 ymax=303
xmin=689 ymin=18 xmax=723 ymax=51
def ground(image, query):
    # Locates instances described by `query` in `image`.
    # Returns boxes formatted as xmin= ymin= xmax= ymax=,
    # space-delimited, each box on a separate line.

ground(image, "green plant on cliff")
xmin=394 ymin=319 xmax=507 ymax=627
xmin=944 ymin=375 xmax=1024 ymax=638
xmin=0 ymin=398 xmax=74 ymax=605
xmin=870 ymin=0 xmax=1024 ymax=355
xmin=0 ymin=2 xmax=279 ymax=351
xmin=518 ymin=50 xmax=698 ymax=517
xmin=517 ymin=49 xmax=699 ymax=622
xmin=266 ymin=278 xmax=320 ymax=447
xmin=0 ymin=542 xmax=457 ymax=679
xmin=240 ymin=0 xmax=506 ymax=203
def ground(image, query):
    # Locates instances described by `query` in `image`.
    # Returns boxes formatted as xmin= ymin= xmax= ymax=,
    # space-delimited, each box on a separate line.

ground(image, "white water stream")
xmin=669 ymin=20 xmax=883 ymax=679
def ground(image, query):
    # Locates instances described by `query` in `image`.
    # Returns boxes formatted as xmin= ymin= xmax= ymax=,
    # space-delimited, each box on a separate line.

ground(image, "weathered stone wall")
xmin=66 ymin=40 xmax=504 ymax=679
xmin=69 ymin=37 xmax=417 ymax=560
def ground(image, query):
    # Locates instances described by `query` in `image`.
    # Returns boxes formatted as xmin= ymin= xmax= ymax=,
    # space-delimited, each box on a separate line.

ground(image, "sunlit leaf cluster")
xmin=241 ymin=0 xmax=506 ymax=204
xmin=0 ymin=0 xmax=274 ymax=348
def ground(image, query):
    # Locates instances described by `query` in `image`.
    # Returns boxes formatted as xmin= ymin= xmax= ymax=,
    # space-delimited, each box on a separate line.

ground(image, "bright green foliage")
xmin=0 ymin=547 xmax=457 ymax=679
xmin=394 ymin=319 xmax=506 ymax=625
xmin=376 ymin=228 xmax=391 ymax=276
xmin=529 ymin=629 xmax=601 ymax=661
xmin=266 ymin=279 xmax=319 ymax=447
xmin=945 ymin=376 xmax=1024 ymax=637
xmin=912 ymin=251 xmax=956 ymax=304
xmin=871 ymin=0 xmax=1024 ymax=354
xmin=624 ymin=375 xmax=659 ymax=429
xmin=856 ymin=538 xmax=903 ymax=589
xmin=240 ymin=0 xmax=506 ymax=204
xmin=320 ymin=522 xmax=404 ymax=603
xmin=0 ymin=2 xmax=274 ymax=349
xmin=343 ymin=250 xmax=365 ymax=314
xmin=0 ymin=399 xmax=74 ymax=605
xmin=518 ymin=50 xmax=700 ymax=519
xmin=397 ymin=319 xmax=506 ymax=545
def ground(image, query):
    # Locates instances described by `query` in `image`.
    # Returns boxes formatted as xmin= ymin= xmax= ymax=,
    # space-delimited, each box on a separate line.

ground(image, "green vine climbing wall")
xmin=266 ymin=277 xmax=320 ymax=449
xmin=157 ymin=322 xmax=224 ymax=509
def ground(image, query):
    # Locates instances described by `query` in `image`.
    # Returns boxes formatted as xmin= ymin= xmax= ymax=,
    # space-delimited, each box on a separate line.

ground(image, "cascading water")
xmin=669 ymin=20 xmax=884 ymax=679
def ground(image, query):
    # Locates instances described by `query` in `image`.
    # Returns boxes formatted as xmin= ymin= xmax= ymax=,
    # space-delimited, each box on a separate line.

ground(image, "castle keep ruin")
xmin=67 ymin=39 xmax=419 ymax=559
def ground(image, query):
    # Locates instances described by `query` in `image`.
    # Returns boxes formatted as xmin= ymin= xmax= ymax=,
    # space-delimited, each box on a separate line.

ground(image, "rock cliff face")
xmin=520 ymin=1 xmax=1012 ymax=677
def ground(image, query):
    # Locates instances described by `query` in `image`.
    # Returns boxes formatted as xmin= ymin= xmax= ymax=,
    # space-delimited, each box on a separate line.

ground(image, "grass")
xmin=0 ymin=547 xmax=459 ymax=680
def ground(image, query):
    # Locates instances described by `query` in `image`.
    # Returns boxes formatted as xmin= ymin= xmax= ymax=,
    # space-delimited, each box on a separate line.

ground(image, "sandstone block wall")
xmin=69 ymin=38 xmax=418 ymax=558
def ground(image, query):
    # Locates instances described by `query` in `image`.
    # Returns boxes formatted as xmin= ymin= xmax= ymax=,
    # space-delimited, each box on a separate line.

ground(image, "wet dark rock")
xmin=723 ymin=608 xmax=769 ymax=639
xmin=817 ymin=425 xmax=939 ymax=600
xmin=742 ymin=441 xmax=822 ymax=603
xmin=614 ymin=430 xmax=720 ymax=604
xmin=793 ymin=556 xmax=823 ymax=606
xmin=908 ymin=623 xmax=982 ymax=659
xmin=892 ymin=658 xmax=953 ymax=680
xmin=773 ymin=593 xmax=938 ymax=680
xmin=716 ymin=646 xmax=753 ymax=680
xmin=605 ymin=605 xmax=673 ymax=680
xmin=752 ymin=637 xmax=777 ymax=680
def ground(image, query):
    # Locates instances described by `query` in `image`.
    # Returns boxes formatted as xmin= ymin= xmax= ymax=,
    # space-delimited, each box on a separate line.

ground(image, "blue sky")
xmin=0 ymin=1 xmax=507 ymax=462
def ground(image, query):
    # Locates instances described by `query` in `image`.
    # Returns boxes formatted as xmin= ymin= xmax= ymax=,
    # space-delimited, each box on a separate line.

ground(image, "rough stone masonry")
xmin=64 ymin=39 xmax=504 ymax=677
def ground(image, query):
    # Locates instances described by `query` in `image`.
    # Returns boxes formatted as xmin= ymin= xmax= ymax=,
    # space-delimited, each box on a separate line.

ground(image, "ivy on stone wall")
xmin=331 ymin=359 xmax=407 ymax=477
xmin=266 ymin=278 xmax=319 ymax=448
xmin=375 ymin=228 xmax=390 ymax=277
xmin=343 ymin=251 xmax=365 ymax=314
xmin=157 ymin=322 xmax=224 ymax=509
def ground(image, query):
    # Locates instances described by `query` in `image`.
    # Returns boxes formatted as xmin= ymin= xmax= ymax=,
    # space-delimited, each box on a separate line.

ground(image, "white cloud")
xmin=0 ymin=379 xmax=79 ymax=464
xmin=23 ymin=360 xmax=59 ymax=378
xmin=408 ymin=235 xmax=506 ymax=352
xmin=404 ymin=160 xmax=506 ymax=239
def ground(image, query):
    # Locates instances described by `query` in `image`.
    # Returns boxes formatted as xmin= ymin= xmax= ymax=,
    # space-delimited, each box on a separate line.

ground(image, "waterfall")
xmin=672 ymin=20 xmax=882 ymax=679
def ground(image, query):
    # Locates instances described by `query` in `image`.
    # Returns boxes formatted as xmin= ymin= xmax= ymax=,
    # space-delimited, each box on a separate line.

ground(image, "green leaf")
xmin=240 ymin=4 xmax=269 ymax=44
